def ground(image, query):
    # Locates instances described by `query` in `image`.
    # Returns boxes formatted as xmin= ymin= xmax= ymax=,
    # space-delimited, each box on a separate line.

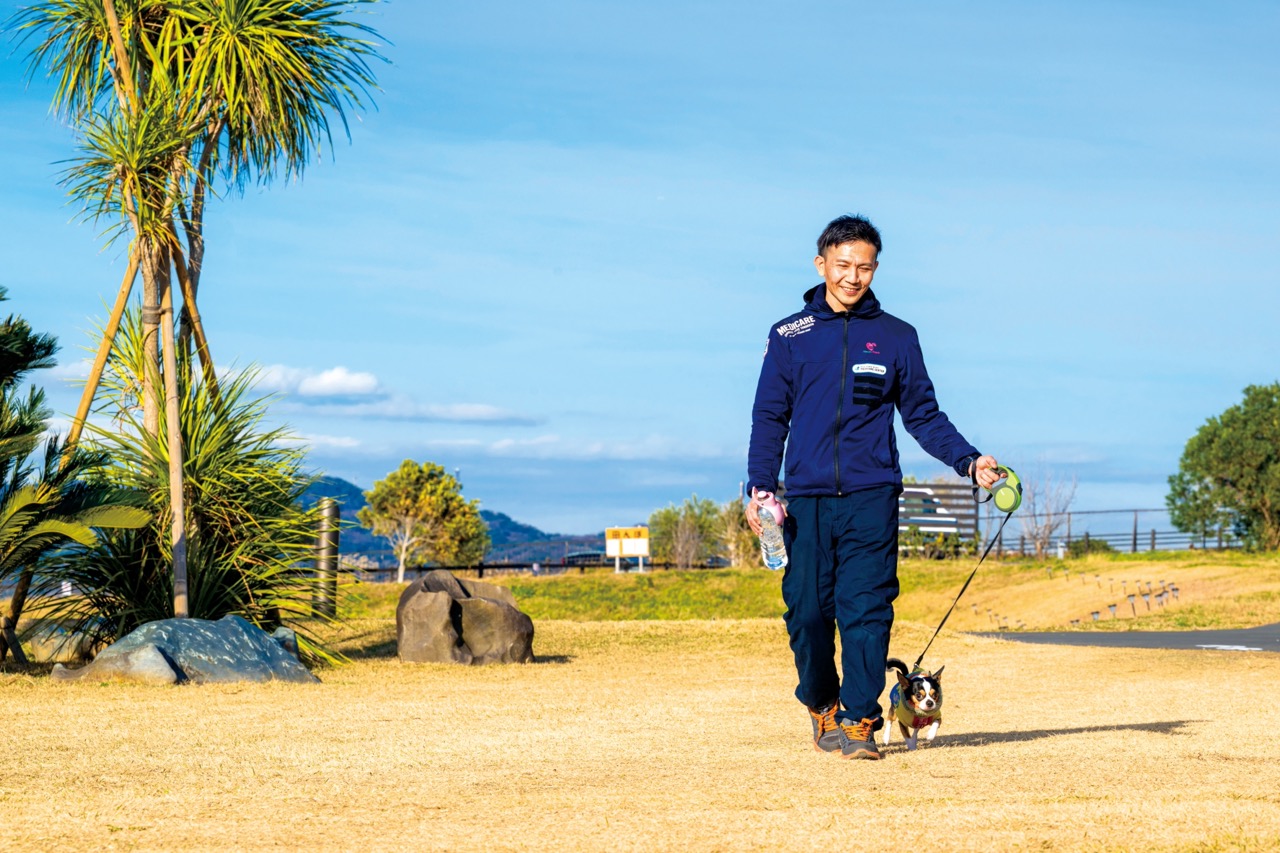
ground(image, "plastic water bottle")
xmin=756 ymin=491 xmax=788 ymax=571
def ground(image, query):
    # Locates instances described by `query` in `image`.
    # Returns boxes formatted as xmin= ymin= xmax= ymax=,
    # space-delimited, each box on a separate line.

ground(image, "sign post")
xmin=605 ymin=527 xmax=650 ymax=573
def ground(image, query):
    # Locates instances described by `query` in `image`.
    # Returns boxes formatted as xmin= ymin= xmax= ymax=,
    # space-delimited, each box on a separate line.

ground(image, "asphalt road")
xmin=975 ymin=623 xmax=1280 ymax=653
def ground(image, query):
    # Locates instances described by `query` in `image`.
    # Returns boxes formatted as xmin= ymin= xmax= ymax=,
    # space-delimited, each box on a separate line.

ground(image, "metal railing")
xmin=984 ymin=508 xmax=1239 ymax=557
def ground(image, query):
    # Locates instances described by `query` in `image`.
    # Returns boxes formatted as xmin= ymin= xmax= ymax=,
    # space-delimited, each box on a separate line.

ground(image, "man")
xmin=746 ymin=214 xmax=1001 ymax=760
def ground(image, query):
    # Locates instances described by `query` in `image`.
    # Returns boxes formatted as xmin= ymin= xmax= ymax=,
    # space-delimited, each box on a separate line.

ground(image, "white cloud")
xmin=255 ymin=364 xmax=382 ymax=399
xmin=48 ymin=358 xmax=93 ymax=381
xmin=418 ymin=433 xmax=734 ymax=462
xmin=290 ymin=398 xmax=543 ymax=426
xmin=282 ymin=433 xmax=363 ymax=451
xmin=297 ymin=367 xmax=380 ymax=397
xmin=246 ymin=364 xmax=539 ymax=425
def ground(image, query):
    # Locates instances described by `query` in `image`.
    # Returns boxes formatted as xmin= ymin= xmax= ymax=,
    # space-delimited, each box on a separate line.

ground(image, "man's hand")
xmin=969 ymin=455 xmax=1002 ymax=490
xmin=745 ymin=489 xmax=787 ymax=536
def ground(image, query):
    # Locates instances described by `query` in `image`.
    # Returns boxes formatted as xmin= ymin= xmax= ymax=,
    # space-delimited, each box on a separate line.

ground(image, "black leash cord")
xmin=912 ymin=510 xmax=1013 ymax=670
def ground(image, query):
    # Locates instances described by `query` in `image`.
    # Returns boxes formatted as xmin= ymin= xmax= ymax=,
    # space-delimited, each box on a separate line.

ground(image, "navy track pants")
xmin=781 ymin=485 xmax=900 ymax=722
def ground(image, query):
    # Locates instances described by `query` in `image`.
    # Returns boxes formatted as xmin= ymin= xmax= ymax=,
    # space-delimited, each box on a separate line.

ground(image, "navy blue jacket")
xmin=748 ymin=285 xmax=979 ymax=497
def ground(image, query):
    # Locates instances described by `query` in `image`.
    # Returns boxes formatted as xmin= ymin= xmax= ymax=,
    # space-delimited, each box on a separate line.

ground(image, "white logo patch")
xmin=776 ymin=316 xmax=815 ymax=338
xmin=852 ymin=363 xmax=887 ymax=375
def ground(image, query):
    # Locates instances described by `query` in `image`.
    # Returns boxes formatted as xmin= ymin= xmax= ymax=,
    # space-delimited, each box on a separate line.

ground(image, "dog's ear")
xmin=932 ymin=666 xmax=944 ymax=680
xmin=896 ymin=670 xmax=912 ymax=690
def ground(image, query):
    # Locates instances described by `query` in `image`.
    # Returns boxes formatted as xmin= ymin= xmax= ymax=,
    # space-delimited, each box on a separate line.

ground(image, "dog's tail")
xmin=886 ymin=657 xmax=910 ymax=677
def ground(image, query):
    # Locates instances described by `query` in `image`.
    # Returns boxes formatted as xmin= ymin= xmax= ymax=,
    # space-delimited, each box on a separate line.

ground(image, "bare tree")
xmin=1018 ymin=468 xmax=1078 ymax=559
xmin=673 ymin=514 xmax=703 ymax=569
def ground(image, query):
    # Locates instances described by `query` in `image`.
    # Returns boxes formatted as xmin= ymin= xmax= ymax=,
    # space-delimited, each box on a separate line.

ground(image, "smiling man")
xmin=746 ymin=214 xmax=1001 ymax=760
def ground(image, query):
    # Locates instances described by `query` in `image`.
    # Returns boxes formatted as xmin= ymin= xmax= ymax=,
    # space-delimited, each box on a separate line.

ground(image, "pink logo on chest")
xmin=865 ymin=342 xmax=879 ymax=354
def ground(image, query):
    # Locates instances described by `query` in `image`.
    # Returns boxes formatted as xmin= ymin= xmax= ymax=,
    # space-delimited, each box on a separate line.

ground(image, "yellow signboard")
xmin=606 ymin=527 xmax=649 ymax=540
xmin=605 ymin=527 xmax=650 ymax=558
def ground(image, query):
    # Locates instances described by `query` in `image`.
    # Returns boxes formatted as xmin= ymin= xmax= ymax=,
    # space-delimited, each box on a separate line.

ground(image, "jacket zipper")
xmin=834 ymin=314 xmax=849 ymax=496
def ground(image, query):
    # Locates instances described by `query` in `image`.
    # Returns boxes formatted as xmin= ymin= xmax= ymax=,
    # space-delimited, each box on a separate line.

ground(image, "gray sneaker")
xmin=837 ymin=716 xmax=883 ymax=760
xmin=807 ymin=701 xmax=842 ymax=753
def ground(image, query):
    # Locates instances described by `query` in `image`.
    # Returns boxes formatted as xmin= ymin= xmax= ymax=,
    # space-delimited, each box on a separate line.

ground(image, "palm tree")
xmin=10 ymin=0 xmax=383 ymax=623
xmin=0 ymin=290 xmax=149 ymax=664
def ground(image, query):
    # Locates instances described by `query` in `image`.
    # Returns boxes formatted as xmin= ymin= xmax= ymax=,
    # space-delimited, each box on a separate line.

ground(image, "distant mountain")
xmin=481 ymin=510 xmax=555 ymax=545
xmin=301 ymin=476 xmax=604 ymax=563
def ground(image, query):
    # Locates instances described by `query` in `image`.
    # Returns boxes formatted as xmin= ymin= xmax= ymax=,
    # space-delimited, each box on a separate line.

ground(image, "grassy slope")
xmin=338 ymin=550 xmax=1280 ymax=632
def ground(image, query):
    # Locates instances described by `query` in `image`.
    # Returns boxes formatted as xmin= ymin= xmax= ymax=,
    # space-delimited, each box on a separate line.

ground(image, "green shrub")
xmin=1067 ymin=537 xmax=1117 ymax=558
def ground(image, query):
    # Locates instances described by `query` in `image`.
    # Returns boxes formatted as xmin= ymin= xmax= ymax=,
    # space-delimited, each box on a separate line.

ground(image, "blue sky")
xmin=2 ymin=1 xmax=1278 ymax=534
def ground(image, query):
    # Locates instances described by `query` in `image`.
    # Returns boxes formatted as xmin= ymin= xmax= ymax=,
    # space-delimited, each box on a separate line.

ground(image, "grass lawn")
xmin=4 ymin=552 xmax=1280 ymax=851
xmin=4 ymin=617 xmax=1280 ymax=851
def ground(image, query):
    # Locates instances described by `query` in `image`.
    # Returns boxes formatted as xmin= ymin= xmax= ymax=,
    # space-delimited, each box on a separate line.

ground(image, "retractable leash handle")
xmin=913 ymin=463 xmax=1021 ymax=670
xmin=973 ymin=464 xmax=1023 ymax=513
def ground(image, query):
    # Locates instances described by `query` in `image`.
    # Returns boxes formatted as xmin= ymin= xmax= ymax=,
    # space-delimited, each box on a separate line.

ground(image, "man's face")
xmin=814 ymin=240 xmax=879 ymax=312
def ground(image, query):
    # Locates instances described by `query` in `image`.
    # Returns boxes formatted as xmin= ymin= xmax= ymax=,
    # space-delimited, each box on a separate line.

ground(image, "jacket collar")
xmin=803 ymin=284 xmax=884 ymax=319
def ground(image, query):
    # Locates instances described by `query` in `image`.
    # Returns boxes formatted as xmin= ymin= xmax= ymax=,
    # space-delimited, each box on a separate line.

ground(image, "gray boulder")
xmin=52 ymin=615 xmax=318 ymax=685
xmin=397 ymin=570 xmax=534 ymax=664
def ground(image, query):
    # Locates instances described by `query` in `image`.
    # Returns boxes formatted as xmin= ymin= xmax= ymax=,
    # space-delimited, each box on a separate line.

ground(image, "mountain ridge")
xmin=300 ymin=476 xmax=605 ymax=562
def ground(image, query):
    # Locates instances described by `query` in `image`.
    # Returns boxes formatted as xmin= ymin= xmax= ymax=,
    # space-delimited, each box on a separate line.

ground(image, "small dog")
xmin=884 ymin=657 xmax=944 ymax=750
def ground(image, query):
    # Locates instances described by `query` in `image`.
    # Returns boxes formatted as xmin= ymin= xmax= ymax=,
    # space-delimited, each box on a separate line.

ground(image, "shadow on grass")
xmin=927 ymin=719 xmax=1201 ymax=750
xmin=0 ymin=661 xmax=56 ymax=677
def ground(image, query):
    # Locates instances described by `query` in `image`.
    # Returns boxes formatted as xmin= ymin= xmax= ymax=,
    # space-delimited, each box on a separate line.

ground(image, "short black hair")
xmin=817 ymin=214 xmax=882 ymax=258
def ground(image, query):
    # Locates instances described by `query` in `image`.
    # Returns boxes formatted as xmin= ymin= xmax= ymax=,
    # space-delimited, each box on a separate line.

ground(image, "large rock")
xmin=51 ymin=615 xmax=318 ymax=685
xmin=397 ymin=570 xmax=534 ymax=664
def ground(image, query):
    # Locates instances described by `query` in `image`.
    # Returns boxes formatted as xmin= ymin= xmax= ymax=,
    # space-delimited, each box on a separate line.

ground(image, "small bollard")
xmin=1108 ymin=604 xmax=1118 ymax=618
xmin=1142 ymin=592 xmax=1151 ymax=610
xmin=1091 ymin=611 xmax=1100 ymax=621
xmin=1171 ymin=585 xmax=1180 ymax=601
xmin=1128 ymin=594 xmax=1137 ymax=615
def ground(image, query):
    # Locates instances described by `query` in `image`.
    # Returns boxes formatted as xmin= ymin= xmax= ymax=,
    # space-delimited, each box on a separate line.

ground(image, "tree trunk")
xmin=1 ymin=616 xmax=29 ymax=666
xmin=176 ymin=227 xmax=202 ymax=355
xmin=158 ymin=261 xmax=189 ymax=618
xmin=169 ymin=235 xmax=218 ymax=401
xmin=140 ymin=239 xmax=163 ymax=439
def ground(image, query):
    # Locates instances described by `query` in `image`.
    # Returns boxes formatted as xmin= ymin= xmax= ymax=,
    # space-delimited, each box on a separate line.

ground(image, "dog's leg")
xmin=904 ymin=726 xmax=918 ymax=750
xmin=925 ymin=721 xmax=940 ymax=743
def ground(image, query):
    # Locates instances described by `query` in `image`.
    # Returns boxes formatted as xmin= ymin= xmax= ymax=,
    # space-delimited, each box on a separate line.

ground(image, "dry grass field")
xmin=4 ymin=609 xmax=1280 ymax=851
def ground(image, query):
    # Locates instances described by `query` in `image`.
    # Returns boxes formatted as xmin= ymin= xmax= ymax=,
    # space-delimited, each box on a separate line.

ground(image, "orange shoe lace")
xmin=809 ymin=703 xmax=839 ymax=735
xmin=840 ymin=717 xmax=875 ymax=740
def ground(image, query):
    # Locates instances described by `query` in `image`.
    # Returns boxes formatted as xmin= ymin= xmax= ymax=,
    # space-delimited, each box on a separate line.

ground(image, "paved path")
xmin=975 ymin=623 xmax=1280 ymax=653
